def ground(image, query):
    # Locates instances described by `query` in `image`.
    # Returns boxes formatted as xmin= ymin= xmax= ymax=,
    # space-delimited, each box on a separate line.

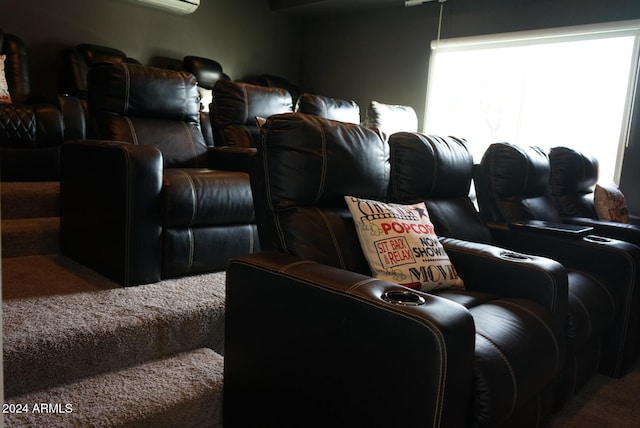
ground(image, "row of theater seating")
xmin=5 ymin=29 xmax=640 ymax=427
xmin=225 ymin=113 xmax=640 ymax=427
xmin=0 ymin=28 xmax=419 ymax=284
xmin=1 ymin=29 xmax=418 ymax=181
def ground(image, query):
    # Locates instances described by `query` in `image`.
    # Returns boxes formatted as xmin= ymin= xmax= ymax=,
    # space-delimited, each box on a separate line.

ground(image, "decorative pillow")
xmin=0 ymin=55 xmax=12 ymax=104
xmin=594 ymin=183 xmax=631 ymax=223
xmin=197 ymin=87 xmax=212 ymax=112
xmin=344 ymin=196 xmax=464 ymax=291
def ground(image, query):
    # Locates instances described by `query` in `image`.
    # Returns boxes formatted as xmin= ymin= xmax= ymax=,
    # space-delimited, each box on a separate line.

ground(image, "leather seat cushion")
xmin=566 ymin=270 xmax=617 ymax=347
xmin=162 ymin=224 xmax=258 ymax=277
xmin=469 ymin=297 xmax=562 ymax=426
xmin=432 ymin=290 xmax=562 ymax=425
xmin=162 ymin=168 xmax=255 ymax=227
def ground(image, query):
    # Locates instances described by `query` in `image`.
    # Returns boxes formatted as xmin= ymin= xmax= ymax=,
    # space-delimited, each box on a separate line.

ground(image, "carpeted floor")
xmin=2 ymin=254 xmax=227 ymax=427
xmin=548 ymin=357 xmax=640 ymax=427
xmin=2 ymin=253 xmax=640 ymax=427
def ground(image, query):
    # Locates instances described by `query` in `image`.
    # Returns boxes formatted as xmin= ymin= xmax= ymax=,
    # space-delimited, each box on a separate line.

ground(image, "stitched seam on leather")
xmin=241 ymin=84 xmax=249 ymax=124
xmin=260 ymin=121 xmax=288 ymax=252
xmin=231 ymin=259 xmax=449 ymax=427
xmin=315 ymin=207 xmax=346 ymax=269
xmin=124 ymin=117 xmax=138 ymax=145
xmin=182 ymin=72 xmax=188 ymax=121
xmin=181 ymin=121 xmax=198 ymax=162
xmin=123 ymin=63 xmax=130 ymax=114
xmin=567 ymin=289 xmax=592 ymax=340
xmin=475 ymin=332 xmax=519 ymax=416
xmin=426 ymin=135 xmax=440 ymax=196
xmin=177 ymin=169 xmax=198 ymax=226
xmin=389 ymin=141 xmax=399 ymax=198
xmin=123 ymin=148 xmax=132 ymax=285
xmin=500 ymin=299 xmax=562 ymax=374
xmin=442 ymin=242 xmax=560 ymax=314
xmin=316 ymin=119 xmax=327 ymax=201
xmin=187 ymin=227 xmax=194 ymax=272
xmin=599 ymin=249 xmax=635 ymax=374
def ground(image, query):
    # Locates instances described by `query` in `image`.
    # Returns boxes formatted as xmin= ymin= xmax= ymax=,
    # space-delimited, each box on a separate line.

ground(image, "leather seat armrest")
xmin=225 ymin=251 xmax=476 ymax=428
xmin=208 ymin=145 xmax=256 ymax=171
xmin=60 ymin=140 xmax=164 ymax=286
xmin=441 ymin=237 xmax=568 ymax=325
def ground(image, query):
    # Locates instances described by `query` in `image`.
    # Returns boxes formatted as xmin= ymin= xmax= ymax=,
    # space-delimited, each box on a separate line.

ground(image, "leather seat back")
xmin=211 ymin=80 xmax=293 ymax=148
xmin=476 ymin=142 xmax=563 ymax=223
xmin=388 ymin=133 xmax=492 ymax=244
xmin=61 ymin=43 xmax=140 ymax=97
xmin=88 ymin=62 xmax=208 ymax=168
xmin=251 ymin=112 xmax=388 ymax=273
xmin=2 ymin=31 xmax=31 ymax=105
xmin=0 ymin=31 xmax=63 ymax=180
xmin=182 ymin=55 xmax=228 ymax=146
xmin=549 ymin=146 xmax=599 ymax=218
xmin=295 ymin=93 xmax=360 ymax=124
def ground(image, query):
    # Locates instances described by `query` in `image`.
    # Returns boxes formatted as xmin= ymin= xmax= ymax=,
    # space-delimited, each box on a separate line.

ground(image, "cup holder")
xmin=584 ymin=235 xmax=611 ymax=243
xmin=500 ymin=251 xmax=531 ymax=262
xmin=382 ymin=289 xmax=426 ymax=306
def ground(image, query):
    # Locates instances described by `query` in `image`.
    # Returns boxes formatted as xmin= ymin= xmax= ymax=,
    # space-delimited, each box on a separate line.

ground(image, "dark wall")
xmin=3 ymin=0 xmax=640 ymax=213
xmin=297 ymin=0 xmax=640 ymax=214
xmin=2 ymin=0 xmax=302 ymax=98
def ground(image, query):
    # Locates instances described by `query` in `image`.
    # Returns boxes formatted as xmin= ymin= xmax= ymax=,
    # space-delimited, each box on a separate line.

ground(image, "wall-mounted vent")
xmin=124 ymin=0 xmax=200 ymax=15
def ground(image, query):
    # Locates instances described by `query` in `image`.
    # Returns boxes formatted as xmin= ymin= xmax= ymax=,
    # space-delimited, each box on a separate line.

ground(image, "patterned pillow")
xmin=0 ymin=55 xmax=12 ymax=104
xmin=594 ymin=183 xmax=631 ymax=223
xmin=344 ymin=196 xmax=464 ymax=291
xmin=197 ymin=87 xmax=212 ymax=112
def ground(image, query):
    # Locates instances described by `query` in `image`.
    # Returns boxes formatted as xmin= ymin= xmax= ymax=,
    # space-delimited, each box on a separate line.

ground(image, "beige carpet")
xmin=549 ymin=357 xmax=640 ymax=427
xmin=2 ymin=254 xmax=227 ymax=427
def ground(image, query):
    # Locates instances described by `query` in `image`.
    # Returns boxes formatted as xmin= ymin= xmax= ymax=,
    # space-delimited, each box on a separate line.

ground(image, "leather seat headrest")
xmin=549 ymin=146 xmax=598 ymax=195
xmin=481 ymin=142 xmax=550 ymax=198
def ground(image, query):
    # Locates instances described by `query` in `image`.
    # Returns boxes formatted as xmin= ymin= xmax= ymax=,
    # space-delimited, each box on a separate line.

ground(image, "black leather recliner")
xmin=60 ymin=43 xmax=141 ymax=99
xmin=549 ymin=146 xmax=640 ymax=241
xmin=294 ymin=92 xmax=361 ymax=124
xmin=226 ymin=113 xmax=568 ymax=427
xmin=0 ymin=30 xmax=64 ymax=181
xmin=387 ymin=133 xmax=619 ymax=407
xmin=209 ymin=79 xmax=293 ymax=171
xmin=475 ymin=142 xmax=640 ymax=377
xmin=61 ymin=62 xmax=258 ymax=286
xmin=182 ymin=55 xmax=229 ymax=147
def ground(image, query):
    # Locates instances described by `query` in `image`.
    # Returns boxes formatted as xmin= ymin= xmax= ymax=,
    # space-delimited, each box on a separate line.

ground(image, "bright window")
xmin=424 ymin=20 xmax=640 ymax=183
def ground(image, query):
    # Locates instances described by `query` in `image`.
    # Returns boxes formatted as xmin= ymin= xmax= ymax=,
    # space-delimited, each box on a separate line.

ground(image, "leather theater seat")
xmin=475 ymin=142 xmax=640 ymax=377
xmin=61 ymin=62 xmax=258 ymax=286
xmin=209 ymin=79 xmax=293 ymax=171
xmin=294 ymin=92 xmax=361 ymax=124
xmin=182 ymin=55 xmax=229 ymax=147
xmin=548 ymin=146 xmax=640 ymax=244
xmin=387 ymin=133 xmax=618 ymax=406
xmin=225 ymin=112 xmax=568 ymax=427
xmin=0 ymin=30 xmax=64 ymax=181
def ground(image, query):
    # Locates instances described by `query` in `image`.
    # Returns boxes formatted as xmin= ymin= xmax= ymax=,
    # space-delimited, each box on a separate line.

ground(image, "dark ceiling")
xmin=268 ymin=0 xmax=409 ymax=15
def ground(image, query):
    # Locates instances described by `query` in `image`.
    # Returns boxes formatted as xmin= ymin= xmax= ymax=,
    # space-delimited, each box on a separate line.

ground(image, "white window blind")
xmin=424 ymin=20 xmax=640 ymax=183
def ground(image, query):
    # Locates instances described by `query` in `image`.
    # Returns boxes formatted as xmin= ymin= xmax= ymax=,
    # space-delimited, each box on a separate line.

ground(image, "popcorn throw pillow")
xmin=344 ymin=196 xmax=464 ymax=291
xmin=594 ymin=183 xmax=631 ymax=223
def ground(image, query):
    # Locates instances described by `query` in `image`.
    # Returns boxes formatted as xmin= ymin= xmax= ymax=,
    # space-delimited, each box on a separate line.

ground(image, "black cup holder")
xmin=382 ymin=289 xmax=426 ymax=306
xmin=584 ymin=235 xmax=612 ymax=243
xmin=500 ymin=251 xmax=531 ymax=262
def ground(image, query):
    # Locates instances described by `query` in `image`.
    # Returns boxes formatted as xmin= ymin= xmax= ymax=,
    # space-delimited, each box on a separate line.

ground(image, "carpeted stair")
xmin=1 ymin=182 xmax=60 ymax=257
xmin=2 ymin=182 xmax=227 ymax=427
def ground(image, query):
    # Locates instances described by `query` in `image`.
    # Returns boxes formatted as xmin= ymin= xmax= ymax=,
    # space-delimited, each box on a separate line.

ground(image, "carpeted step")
xmin=1 ymin=181 xmax=60 ymax=219
xmin=3 ymin=272 xmax=226 ymax=398
xmin=1 ymin=217 xmax=60 ymax=257
xmin=4 ymin=348 xmax=224 ymax=428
